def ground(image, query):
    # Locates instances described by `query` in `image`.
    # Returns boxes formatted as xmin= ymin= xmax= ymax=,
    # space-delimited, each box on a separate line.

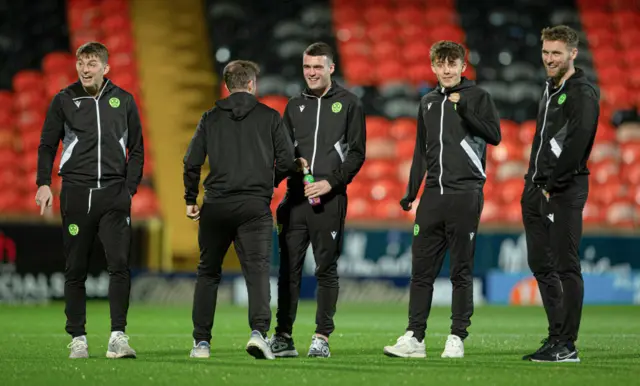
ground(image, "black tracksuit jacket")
xmin=525 ymin=68 xmax=599 ymax=193
xmin=282 ymin=81 xmax=366 ymax=198
xmin=183 ymin=91 xmax=297 ymax=205
xmin=36 ymin=79 xmax=144 ymax=196
xmin=403 ymin=78 xmax=501 ymax=201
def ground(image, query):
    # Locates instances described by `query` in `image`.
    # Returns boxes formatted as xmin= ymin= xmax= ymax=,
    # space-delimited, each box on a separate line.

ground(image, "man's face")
xmin=303 ymin=54 xmax=334 ymax=92
xmin=541 ymin=40 xmax=577 ymax=81
xmin=76 ymin=54 xmax=109 ymax=90
xmin=431 ymin=57 xmax=465 ymax=89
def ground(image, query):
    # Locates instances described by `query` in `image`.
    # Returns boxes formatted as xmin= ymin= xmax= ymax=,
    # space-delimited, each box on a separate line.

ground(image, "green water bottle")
xmin=303 ymin=167 xmax=321 ymax=206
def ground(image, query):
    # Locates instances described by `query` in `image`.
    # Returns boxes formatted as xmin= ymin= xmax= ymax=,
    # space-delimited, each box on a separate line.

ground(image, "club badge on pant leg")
xmin=68 ymin=224 xmax=79 ymax=236
xmin=413 ymin=224 xmax=420 ymax=236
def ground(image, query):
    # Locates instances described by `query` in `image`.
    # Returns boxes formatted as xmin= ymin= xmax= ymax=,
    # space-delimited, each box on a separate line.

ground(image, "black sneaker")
xmin=530 ymin=342 xmax=580 ymax=363
xmin=522 ymin=338 xmax=554 ymax=360
xmin=269 ymin=333 xmax=299 ymax=358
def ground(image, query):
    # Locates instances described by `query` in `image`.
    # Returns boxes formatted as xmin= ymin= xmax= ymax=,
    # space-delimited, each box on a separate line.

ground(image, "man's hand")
xmin=400 ymin=198 xmax=413 ymax=211
xmin=35 ymin=185 xmax=53 ymax=215
xmin=448 ymin=92 xmax=460 ymax=104
xmin=186 ymin=204 xmax=200 ymax=221
xmin=305 ymin=180 xmax=331 ymax=198
xmin=295 ymin=157 xmax=309 ymax=172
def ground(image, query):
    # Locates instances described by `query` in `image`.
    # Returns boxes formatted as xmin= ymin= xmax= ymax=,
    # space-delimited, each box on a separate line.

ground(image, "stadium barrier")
xmin=0 ymin=219 xmax=166 ymax=303
xmin=2 ymin=222 xmax=639 ymax=305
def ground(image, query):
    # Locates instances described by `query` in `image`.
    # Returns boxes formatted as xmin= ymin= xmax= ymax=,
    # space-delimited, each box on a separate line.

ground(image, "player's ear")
xmin=329 ymin=62 xmax=335 ymax=75
xmin=103 ymin=63 xmax=110 ymax=76
xmin=461 ymin=62 xmax=467 ymax=72
xmin=570 ymin=47 xmax=578 ymax=61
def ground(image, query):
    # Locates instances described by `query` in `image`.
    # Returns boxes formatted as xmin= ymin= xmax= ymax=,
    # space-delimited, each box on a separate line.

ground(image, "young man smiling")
xmin=270 ymin=42 xmax=366 ymax=358
xmin=521 ymin=25 xmax=599 ymax=363
xmin=36 ymin=42 xmax=144 ymax=359
xmin=383 ymin=40 xmax=501 ymax=359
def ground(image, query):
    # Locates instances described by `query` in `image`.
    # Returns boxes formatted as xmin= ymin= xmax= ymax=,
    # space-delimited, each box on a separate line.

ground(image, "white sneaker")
xmin=106 ymin=332 xmax=137 ymax=359
xmin=190 ymin=341 xmax=211 ymax=358
xmin=441 ymin=334 xmax=464 ymax=358
xmin=67 ymin=336 xmax=89 ymax=359
xmin=383 ymin=331 xmax=426 ymax=358
xmin=246 ymin=331 xmax=275 ymax=360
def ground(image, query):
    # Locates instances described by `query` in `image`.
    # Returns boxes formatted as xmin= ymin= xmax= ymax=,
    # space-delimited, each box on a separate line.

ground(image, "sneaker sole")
xmin=307 ymin=353 xmax=331 ymax=358
xmin=273 ymin=350 xmax=299 ymax=358
xmin=383 ymin=347 xmax=426 ymax=358
xmin=246 ymin=344 xmax=275 ymax=360
xmin=106 ymin=351 xmax=136 ymax=359
xmin=530 ymin=358 xmax=581 ymax=363
xmin=441 ymin=353 xmax=464 ymax=358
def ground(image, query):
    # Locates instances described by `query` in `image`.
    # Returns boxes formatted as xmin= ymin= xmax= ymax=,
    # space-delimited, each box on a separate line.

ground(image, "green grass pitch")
xmin=0 ymin=302 xmax=638 ymax=386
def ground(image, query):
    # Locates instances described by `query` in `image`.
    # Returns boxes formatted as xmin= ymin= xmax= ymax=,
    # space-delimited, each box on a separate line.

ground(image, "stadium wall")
xmin=2 ymin=223 xmax=639 ymax=306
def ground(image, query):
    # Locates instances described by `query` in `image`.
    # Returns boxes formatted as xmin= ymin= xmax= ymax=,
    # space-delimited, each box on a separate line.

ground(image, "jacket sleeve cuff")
xmin=326 ymin=175 xmax=342 ymax=190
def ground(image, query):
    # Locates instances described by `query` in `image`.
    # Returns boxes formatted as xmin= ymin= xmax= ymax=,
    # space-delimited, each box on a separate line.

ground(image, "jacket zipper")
xmin=72 ymin=80 xmax=109 ymax=213
xmin=532 ymin=80 xmax=565 ymax=181
xmin=438 ymin=93 xmax=447 ymax=195
xmin=310 ymin=97 xmax=321 ymax=174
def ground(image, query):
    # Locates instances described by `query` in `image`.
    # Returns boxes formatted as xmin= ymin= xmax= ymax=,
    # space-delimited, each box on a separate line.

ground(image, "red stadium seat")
xmin=389 ymin=118 xmax=416 ymax=141
xmin=365 ymin=116 xmax=391 ymax=139
xmin=499 ymin=178 xmax=524 ymax=205
xmin=346 ymin=197 xmax=372 ymax=220
xmin=360 ymin=159 xmax=396 ymax=180
xmin=373 ymin=198 xmax=405 ymax=220
xmin=369 ymin=179 xmax=403 ymax=201
xmin=259 ymin=96 xmax=288 ymax=115
xmin=395 ymin=139 xmax=415 ymax=160
xmin=395 ymin=6 xmax=425 ymax=26
xmin=364 ymin=5 xmax=391 ymax=25
xmin=606 ymin=201 xmax=636 ymax=228
xmin=403 ymin=42 xmax=431 ymax=65
xmin=372 ymin=40 xmax=402 ymax=61
xmin=12 ymin=71 xmax=44 ymax=93
xmin=366 ymin=23 xmax=398 ymax=42
xmin=376 ymin=60 xmax=407 ymax=85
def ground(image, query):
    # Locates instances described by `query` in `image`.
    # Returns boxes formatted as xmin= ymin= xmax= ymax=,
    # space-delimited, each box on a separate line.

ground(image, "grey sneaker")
xmin=106 ymin=332 xmax=137 ymax=359
xmin=246 ymin=330 xmax=275 ymax=360
xmin=308 ymin=335 xmax=330 ymax=358
xmin=269 ymin=333 xmax=299 ymax=358
xmin=190 ymin=341 xmax=211 ymax=358
xmin=67 ymin=336 xmax=89 ymax=359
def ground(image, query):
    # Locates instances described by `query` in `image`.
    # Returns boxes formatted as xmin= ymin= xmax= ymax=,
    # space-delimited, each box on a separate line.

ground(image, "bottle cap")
xmin=303 ymin=167 xmax=310 ymax=174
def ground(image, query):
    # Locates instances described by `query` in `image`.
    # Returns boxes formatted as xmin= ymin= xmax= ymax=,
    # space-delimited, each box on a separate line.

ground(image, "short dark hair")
xmin=541 ymin=25 xmax=579 ymax=49
xmin=76 ymin=42 xmax=109 ymax=64
xmin=223 ymin=60 xmax=260 ymax=91
xmin=304 ymin=42 xmax=334 ymax=63
xmin=430 ymin=41 xmax=466 ymax=64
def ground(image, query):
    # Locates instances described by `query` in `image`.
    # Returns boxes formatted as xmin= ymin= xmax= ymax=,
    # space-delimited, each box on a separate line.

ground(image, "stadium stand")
xmin=575 ymin=0 xmax=640 ymax=228
xmin=0 ymin=0 xmax=158 ymax=217
xmin=201 ymin=0 xmax=639 ymax=229
xmin=206 ymin=0 xmax=340 ymax=216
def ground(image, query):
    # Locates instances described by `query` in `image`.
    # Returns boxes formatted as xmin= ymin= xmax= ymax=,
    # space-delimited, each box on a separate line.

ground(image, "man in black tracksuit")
xmin=269 ymin=43 xmax=366 ymax=358
xmin=522 ymin=26 xmax=599 ymax=363
xmin=183 ymin=60 xmax=299 ymax=360
xmin=36 ymin=42 xmax=143 ymax=359
xmin=383 ymin=41 xmax=500 ymax=359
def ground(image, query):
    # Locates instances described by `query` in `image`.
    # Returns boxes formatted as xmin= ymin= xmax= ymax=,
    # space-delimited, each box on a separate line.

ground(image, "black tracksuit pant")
xmin=407 ymin=188 xmax=483 ymax=342
xmin=521 ymin=176 xmax=588 ymax=344
xmin=192 ymin=198 xmax=273 ymax=343
xmin=275 ymin=192 xmax=347 ymax=338
xmin=61 ymin=182 xmax=132 ymax=337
